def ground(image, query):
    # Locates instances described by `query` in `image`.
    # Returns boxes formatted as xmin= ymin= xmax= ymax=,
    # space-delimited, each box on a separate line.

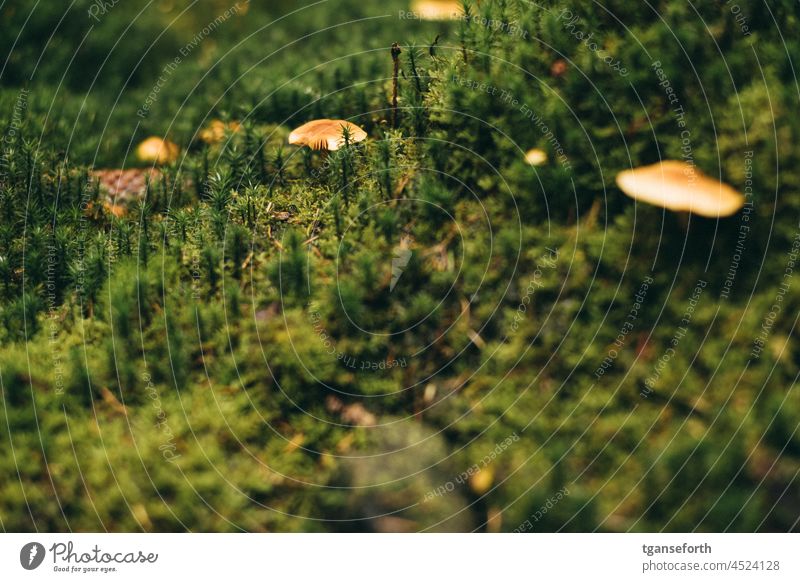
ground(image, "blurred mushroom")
xmin=469 ymin=466 xmax=495 ymax=495
xmin=136 ymin=137 xmax=180 ymax=165
xmin=199 ymin=120 xmax=241 ymax=144
xmin=550 ymin=58 xmax=568 ymax=78
xmin=325 ymin=395 xmax=344 ymax=413
xmin=525 ymin=148 xmax=548 ymax=166
xmin=91 ymin=168 xmax=164 ymax=216
xmin=411 ymin=0 xmax=463 ymax=20
xmin=92 ymin=168 xmax=162 ymax=200
xmin=340 ymin=402 xmax=377 ymax=427
xmin=616 ymin=160 xmax=745 ymax=217
xmin=423 ymin=383 xmax=437 ymax=405
xmin=288 ymin=119 xmax=367 ymax=151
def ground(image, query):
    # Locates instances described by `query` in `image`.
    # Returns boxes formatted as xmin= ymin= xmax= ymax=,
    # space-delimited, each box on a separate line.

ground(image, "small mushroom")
xmin=410 ymin=0 xmax=463 ymax=20
xmin=288 ymin=119 xmax=367 ymax=151
xmin=92 ymin=168 xmax=163 ymax=207
xmin=616 ymin=160 xmax=745 ymax=218
xmin=525 ymin=148 xmax=548 ymax=166
xmin=136 ymin=137 xmax=180 ymax=165
xmin=550 ymin=58 xmax=568 ymax=78
xmin=469 ymin=466 xmax=495 ymax=495
xmin=199 ymin=120 xmax=241 ymax=144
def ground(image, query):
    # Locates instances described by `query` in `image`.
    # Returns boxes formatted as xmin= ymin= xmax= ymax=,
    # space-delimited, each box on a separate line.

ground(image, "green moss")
xmin=0 ymin=0 xmax=798 ymax=532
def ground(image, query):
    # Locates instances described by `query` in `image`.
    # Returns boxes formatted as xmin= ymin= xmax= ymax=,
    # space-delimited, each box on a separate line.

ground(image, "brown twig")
xmin=391 ymin=43 xmax=402 ymax=128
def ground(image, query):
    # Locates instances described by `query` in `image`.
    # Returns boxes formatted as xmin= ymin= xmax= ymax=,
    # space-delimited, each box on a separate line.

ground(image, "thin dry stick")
xmin=391 ymin=43 xmax=402 ymax=128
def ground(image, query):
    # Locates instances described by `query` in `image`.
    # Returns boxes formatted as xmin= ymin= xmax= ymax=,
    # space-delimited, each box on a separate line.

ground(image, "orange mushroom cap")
xmin=616 ymin=160 xmax=745 ymax=218
xmin=288 ymin=119 xmax=367 ymax=151
xmin=468 ymin=466 xmax=495 ymax=495
xmin=410 ymin=0 xmax=464 ymax=20
xmin=525 ymin=148 xmax=548 ymax=166
xmin=199 ymin=120 xmax=241 ymax=144
xmin=136 ymin=137 xmax=180 ymax=165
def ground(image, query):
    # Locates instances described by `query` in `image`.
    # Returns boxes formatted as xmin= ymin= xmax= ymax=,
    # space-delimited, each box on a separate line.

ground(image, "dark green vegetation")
xmin=1 ymin=0 xmax=799 ymax=532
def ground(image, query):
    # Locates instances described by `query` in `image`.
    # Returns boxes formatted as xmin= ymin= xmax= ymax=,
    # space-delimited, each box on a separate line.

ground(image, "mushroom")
xmin=525 ymin=148 xmax=548 ymax=166
xmin=136 ymin=137 xmax=180 ymax=165
xmin=616 ymin=160 xmax=745 ymax=218
xmin=199 ymin=120 xmax=241 ymax=144
xmin=410 ymin=0 xmax=464 ymax=20
xmin=91 ymin=168 xmax=164 ymax=217
xmin=92 ymin=168 xmax=162 ymax=201
xmin=288 ymin=119 xmax=367 ymax=151
xmin=469 ymin=466 xmax=495 ymax=495
xmin=550 ymin=58 xmax=569 ymax=78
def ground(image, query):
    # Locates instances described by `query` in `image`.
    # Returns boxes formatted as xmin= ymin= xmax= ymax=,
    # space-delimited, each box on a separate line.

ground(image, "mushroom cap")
xmin=90 ymin=168 xmax=165 ymax=218
xmin=411 ymin=0 xmax=463 ymax=20
xmin=199 ymin=120 xmax=241 ymax=144
xmin=136 ymin=137 xmax=180 ymax=165
xmin=616 ymin=161 xmax=745 ymax=217
xmin=525 ymin=148 xmax=548 ymax=166
xmin=468 ymin=466 xmax=495 ymax=495
xmin=288 ymin=119 xmax=367 ymax=151
xmin=92 ymin=168 xmax=163 ymax=202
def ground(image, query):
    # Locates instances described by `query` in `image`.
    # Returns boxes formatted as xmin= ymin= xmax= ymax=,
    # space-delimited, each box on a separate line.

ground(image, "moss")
xmin=0 ymin=0 xmax=798 ymax=532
